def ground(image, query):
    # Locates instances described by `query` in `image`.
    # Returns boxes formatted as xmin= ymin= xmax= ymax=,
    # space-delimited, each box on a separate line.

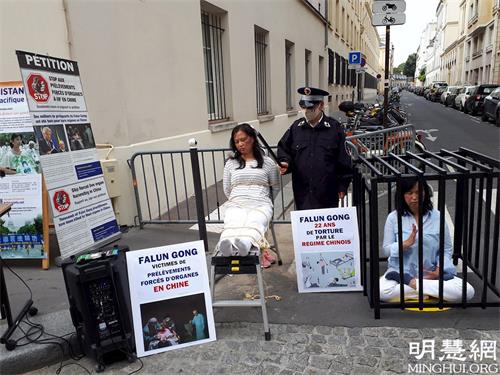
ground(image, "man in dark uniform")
xmin=277 ymin=87 xmax=352 ymax=210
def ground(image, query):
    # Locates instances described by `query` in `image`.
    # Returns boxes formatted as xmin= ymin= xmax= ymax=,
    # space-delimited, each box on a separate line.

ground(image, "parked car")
xmin=464 ymin=84 xmax=500 ymax=115
xmin=441 ymin=86 xmax=460 ymax=105
xmin=431 ymin=86 xmax=447 ymax=102
xmin=426 ymin=82 xmax=447 ymax=101
xmin=454 ymin=86 xmax=476 ymax=111
xmin=445 ymin=86 xmax=462 ymax=107
xmin=481 ymin=87 xmax=500 ymax=126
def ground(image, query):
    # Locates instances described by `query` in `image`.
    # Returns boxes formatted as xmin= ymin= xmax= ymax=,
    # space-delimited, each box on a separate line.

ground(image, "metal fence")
xmin=128 ymin=146 xmax=295 ymax=229
xmin=128 ymin=125 xmax=418 ymax=230
xmin=345 ymin=124 xmax=416 ymax=160
xmin=352 ymin=147 xmax=499 ymax=318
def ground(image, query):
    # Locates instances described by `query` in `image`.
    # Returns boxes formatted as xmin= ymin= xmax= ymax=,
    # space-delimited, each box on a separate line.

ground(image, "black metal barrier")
xmin=352 ymin=147 xmax=499 ymax=318
xmin=128 ymin=146 xmax=300 ymax=229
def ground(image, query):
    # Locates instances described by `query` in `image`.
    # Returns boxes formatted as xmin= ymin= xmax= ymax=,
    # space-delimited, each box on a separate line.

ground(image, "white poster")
xmin=16 ymin=51 xmax=120 ymax=258
xmin=291 ymin=207 xmax=362 ymax=293
xmin=126 ymin=240 xmax=216 ymax=358
xmin=0 ymin=81 xmax=44 ymax=259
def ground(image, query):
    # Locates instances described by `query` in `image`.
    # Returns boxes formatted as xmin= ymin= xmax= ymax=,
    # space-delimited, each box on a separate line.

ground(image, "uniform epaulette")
xmin=298 ymin=120 xmax=306 ymax=127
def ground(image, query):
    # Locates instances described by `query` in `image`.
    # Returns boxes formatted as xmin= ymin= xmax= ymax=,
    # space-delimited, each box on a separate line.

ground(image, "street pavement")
xmin=24 ymin=323 xmax=500 ymax=375
xmin=1 ymin=92 xmax=499 ymax=374
xmin=398 ymin=91 xmax=499 ymax=158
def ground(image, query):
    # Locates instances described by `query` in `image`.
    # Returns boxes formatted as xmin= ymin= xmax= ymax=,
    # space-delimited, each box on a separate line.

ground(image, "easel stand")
xmin=0 ymin=265 xmax=38 ymax=350
xmin=0 ymin=203 xmax=38 ymax=350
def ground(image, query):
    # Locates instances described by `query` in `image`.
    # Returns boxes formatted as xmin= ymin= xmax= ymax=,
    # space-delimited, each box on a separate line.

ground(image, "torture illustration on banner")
xmin=126 ymin=240 xmax=216 ymax=358
xmin=0 ymin=81 xmax=44 ymax=259
xmin=291 ymin=207 xmax=362 ymax=293
xmin=16 ymin=51 xmax=120 ymax=258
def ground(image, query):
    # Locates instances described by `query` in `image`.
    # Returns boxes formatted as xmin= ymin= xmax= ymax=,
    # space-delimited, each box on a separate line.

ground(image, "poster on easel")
xmin=0 ymin=81 xmax=45 ymax=259
xmin=126 ymin=240 xmax=216 ymax=358
xmin=16 ymin=51 xmax=120 ymax=259
xmin=291 ymin=206 xmax=362 ymax=293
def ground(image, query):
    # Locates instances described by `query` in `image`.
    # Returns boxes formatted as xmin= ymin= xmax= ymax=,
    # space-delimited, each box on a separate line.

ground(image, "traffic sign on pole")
xmin=372 ymin=1 xmax=406 ymax=14
xmin=348 ymin=51 xmax=362 ymax=65
xmin=372 ymin=13 xmax=406 ymax=26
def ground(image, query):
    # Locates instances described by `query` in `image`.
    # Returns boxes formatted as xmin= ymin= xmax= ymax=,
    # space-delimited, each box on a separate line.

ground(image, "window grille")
xmin=335 ymin=52 xmax=341 ymax=84
xmin=286 ymin=41 xmax=294 ymax=110
xmin=255 ymin=28 xmax=269 ymax=115
xmin=328 ymin=49 xmax=334 ymax=84
xmin=305 ymin=50 xmax=311 ymax=86
xmin=341 ymin=57 xmax=346 ymax=85
xmin=201 ymin=11 xmax=227 ymax=121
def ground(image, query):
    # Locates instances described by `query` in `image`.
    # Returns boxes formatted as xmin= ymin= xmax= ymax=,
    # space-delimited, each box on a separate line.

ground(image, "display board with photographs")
xmin=16 ymin=51 xmax=120 ymax=258
xmin=0 ymin=81 xmax=44 ymax=259
xmin=291 ymin=206 xmax=362 ymax=293
xmin=126 ymin=240 xmax=216 ymax=357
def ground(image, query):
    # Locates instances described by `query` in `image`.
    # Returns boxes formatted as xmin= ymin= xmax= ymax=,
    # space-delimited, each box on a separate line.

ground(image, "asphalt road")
xmin=401 ymin=91 xmax=500 ymax=159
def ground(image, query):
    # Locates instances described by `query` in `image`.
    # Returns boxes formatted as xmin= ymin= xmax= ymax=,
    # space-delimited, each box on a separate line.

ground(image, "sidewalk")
xmin=25 ymin=322 xmax=500 ymax=375
xmin=1 ymin=224 xmax=499 ymax=374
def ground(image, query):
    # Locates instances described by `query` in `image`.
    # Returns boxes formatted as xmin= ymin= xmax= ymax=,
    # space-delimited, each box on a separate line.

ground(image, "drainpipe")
xmin=62 ymin=0 xmax=74 ymax=59
xmin=324 ymin=0 xmax=328 ymax=50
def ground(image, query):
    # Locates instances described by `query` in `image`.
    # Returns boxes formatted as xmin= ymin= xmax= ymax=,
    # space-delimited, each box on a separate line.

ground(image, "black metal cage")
xmin=352 ymin=147 xmax=499 ymax=318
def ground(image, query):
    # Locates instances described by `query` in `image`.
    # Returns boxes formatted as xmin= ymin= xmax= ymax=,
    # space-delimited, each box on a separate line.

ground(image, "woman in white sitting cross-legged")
xmin=217 ymin=123 xmax=280 ymax=267
xmin=379 ymin=178 xmax=475 ymax=302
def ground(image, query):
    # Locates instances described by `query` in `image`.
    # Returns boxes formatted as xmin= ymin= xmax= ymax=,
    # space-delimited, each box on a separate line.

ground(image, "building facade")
xmin=415 ymin=22 xmax=437 ymax=85
xmin=1 ymin=0 xmax=381 ymax=226
xmin=462 ymin=0 xmax=498 ymax=84
xmin=436 ymin=0 xmax=460 ymax=82
xmin=418 ymin=0 xmax=499 ymax=86
xmin=327 ymin=0 xmax=382 ymax=105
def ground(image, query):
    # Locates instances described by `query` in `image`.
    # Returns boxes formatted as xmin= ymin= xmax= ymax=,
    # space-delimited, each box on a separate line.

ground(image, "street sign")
xmin=348 ymin=64 xmax=359 ymax=70
xmin=348 ymin=51 xmax=362 ymax=65
xmin=372 ymin=1 xmax=406 ymax=14
xmin=372 ymin=12 xmax=406 ymax=26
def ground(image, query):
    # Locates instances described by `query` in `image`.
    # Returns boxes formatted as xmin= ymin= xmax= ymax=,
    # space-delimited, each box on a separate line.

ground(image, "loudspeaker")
xmin=61 ymin=246 xmax=135 ymax=372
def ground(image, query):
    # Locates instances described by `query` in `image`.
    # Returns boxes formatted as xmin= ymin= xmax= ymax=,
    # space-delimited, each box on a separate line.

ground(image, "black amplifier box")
xmin=61 ymin=245 xmax=135 ymax=372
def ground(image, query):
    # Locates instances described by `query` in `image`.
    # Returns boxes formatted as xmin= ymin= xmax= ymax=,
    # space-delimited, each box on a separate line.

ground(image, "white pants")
xmin=379 ymin=273 xmax=475 ymax=302
xmin=217 ymin=204 xmax=271 ymax=256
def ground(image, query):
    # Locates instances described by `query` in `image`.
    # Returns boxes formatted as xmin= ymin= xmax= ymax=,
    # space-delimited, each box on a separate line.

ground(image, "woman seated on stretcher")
xmin=216 ymin=124 xmax=280 ymax=266
xmin=380 ymin=178 xmax=475 ymax=302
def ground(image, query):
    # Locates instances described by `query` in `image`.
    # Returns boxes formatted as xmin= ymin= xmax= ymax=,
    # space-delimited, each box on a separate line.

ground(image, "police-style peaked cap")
xmin=298 ymin=86 xmax=330 ymax=108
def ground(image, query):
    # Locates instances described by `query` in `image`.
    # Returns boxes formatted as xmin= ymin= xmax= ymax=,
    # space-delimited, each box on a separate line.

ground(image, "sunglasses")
xmin=299 ymin=101 xmax=321 ymax=110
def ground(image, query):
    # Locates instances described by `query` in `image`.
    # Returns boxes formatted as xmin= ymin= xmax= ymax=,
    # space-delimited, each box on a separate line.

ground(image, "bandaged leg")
xmin=217 ymin=203 xmax=271 ymax=256
xmin=219 ymin=238 xmax=235 ymax=256
xmin=234 ymin=238 xmax=252 ymax=256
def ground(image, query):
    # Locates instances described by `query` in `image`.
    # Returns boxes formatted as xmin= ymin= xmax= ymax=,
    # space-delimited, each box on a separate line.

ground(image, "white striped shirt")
xmin=223 ymin=156 xmax=280 ymax=206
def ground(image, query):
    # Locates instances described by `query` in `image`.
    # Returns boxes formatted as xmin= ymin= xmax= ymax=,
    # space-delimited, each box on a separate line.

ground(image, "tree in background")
xmin=393 ymin=62 xmax=405 ymax=75
xmin=34 ymin=215 xmax=43 ymax=235
xmin=403 ymin=53 xmax=417 ymax=78
xmin=0 ymin=218 xmax=10 ymax=235
xmin=418 ymin=67 xmax=426 ymax=83
xmin=17 ymin=221 xmax=37 ymax=235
